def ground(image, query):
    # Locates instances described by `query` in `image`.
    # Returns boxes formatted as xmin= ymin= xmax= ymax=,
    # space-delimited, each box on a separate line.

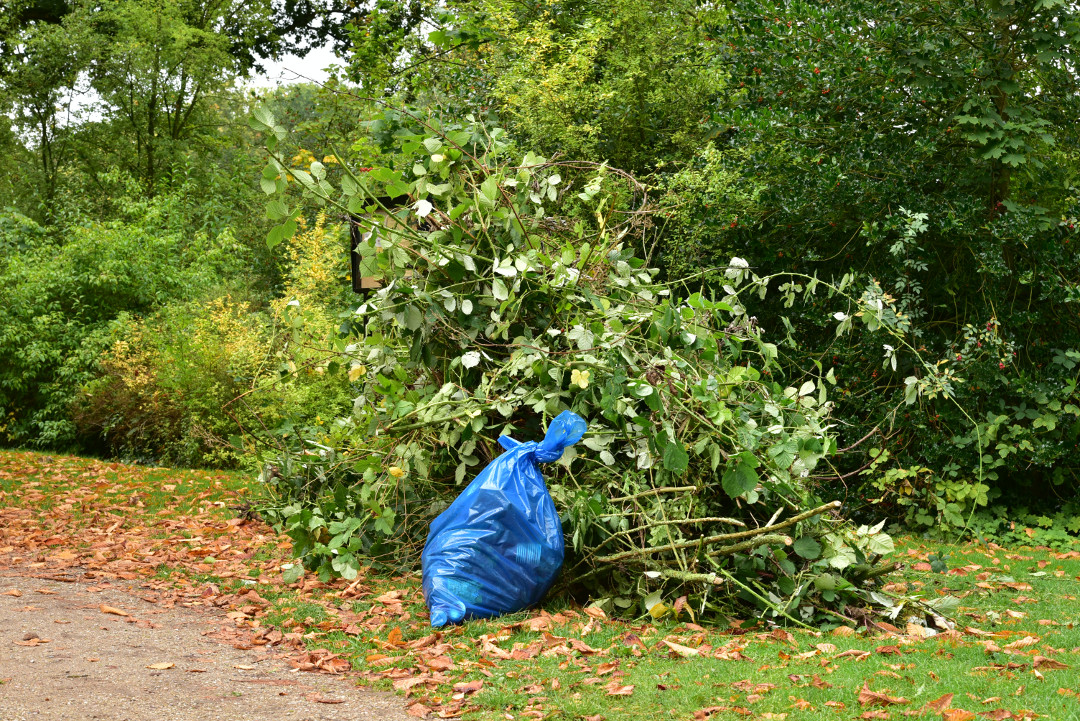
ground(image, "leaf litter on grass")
xmin=4 ymin=450 xmax=1080 ymax=720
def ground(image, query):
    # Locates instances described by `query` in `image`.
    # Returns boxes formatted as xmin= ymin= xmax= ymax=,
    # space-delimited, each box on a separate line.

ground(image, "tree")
xmin=0 ymin=5 xmax=87 ymax=218
xmin=341 ymin=0 xmax=725 ymax=172
xmin=658 ymin=0 xmax=1080 ymax=522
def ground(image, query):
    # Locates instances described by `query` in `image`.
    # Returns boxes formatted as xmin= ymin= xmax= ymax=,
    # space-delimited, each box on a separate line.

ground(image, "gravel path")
xmin=0 ymin=569 xmax=411 ymax=721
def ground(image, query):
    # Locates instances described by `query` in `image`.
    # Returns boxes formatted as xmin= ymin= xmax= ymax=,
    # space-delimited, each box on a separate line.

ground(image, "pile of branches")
xmin=249 ymin=104 xmax=901 ymax=625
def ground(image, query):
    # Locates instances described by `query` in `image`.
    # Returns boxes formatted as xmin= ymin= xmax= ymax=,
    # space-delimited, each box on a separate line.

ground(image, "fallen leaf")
xmin=604 ymin=681 xmax=634 ymax=696
xmin=452 ymin=679 xmax=483 ymax=695
xmin=979 ymin=711 xmax=1013 ymax=721
xmin=100 ymin=604 xmax=130 ymax=617
xmin=306 ymin=693 xmax=345 ymax=704
xmin=942 ymin=710 xmax=976 ymax=721
xmin=233 ymin=664 xmax=256 ymax=670
xmin=1003 ymin=635 xmax=1039 ymax=651
xmin=146 ymin=662 xmax=174 ymax=670
xmin=661 ymin=639 xmax=699 ymax=657
xmin=1033 ymin=656 xmax=1068 ymax=670
xmin=693 ymin=707 xmax=727 ymax=720
xmin=926 ymin=693 xmax=955 ymax=713
xmin=1 ymin=589 xmax=21 ymax=597
xmin=407 ymin=702 xmax=432 ymax=718
xmin=858 ymin=683 xmax=909 ymax=707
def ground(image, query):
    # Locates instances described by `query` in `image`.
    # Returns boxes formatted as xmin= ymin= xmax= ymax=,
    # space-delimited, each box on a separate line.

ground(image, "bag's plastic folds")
xmin=421 ymin=410 xmax=587 ymax=627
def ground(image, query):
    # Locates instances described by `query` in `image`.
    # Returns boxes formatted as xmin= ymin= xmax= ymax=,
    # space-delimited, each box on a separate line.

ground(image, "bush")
xmin=72 ymin=215 xmax=356 ymax=467
xmin=0 ymin=219 xmax=220 ymax=446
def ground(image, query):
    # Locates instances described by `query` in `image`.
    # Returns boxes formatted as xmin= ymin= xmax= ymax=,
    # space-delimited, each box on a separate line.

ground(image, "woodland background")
xmin=2 ymin=0 xmax=1079 ymax=604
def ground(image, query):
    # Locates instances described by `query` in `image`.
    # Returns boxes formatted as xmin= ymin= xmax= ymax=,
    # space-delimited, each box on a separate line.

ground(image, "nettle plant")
xmin=249 ymin=106 xmax=913 ymax=623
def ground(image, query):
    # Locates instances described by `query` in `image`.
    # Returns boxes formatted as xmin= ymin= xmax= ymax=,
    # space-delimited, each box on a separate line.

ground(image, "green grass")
xmin=3 ymin=449 xmax=1080 ymax=719
xmin=295 ymin=543 xmax=1080 ymax=720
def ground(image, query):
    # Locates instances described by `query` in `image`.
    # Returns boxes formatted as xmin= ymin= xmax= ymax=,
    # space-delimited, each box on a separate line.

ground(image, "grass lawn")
xmin=2 ymin=449 xmax=1079 ymax=720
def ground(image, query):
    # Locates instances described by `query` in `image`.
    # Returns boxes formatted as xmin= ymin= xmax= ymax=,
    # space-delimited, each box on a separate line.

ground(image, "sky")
xmin=249 ymin=43 xmax=342 ymax=88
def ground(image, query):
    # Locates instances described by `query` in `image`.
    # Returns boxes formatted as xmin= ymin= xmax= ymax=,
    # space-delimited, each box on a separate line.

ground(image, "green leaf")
xmin=370 ymin=167 xmax=396 ymax=183
xmin=768 ymin=439 xmax=798 ymax=469
xmin=265 ymin=199 xmax=288 ymax=220
xmin=792 ymin=535 xmax=822 ymax=560
xmin=250 ymin=106 xmax=275 ymax=130
xmin=722 ymin=460 xmax=759 ymax=498
xmin=661 ymin=440 xmax=689 ymax=473
xmin=281 ymin=563 xmax=303 ymax=583
xmin=266 ymin=225 xmax=285 ymax=250
xmin=480 ymin=176 xmax=500 ymax=204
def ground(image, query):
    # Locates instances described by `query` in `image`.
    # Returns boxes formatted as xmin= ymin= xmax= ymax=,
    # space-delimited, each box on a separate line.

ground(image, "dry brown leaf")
xmin=100 ymin=604 xmax=130 ymax=617
xmin=857 ymin=683 xmax=909 ymax=707
xmin=1 ymin=589 xmax=22 ymax=597
xmin=661 ymin=639 xmax=699 ymax=657
xmin=604 ymin=681 xmax=634 ymax=696
xmin=693 ymin=707 xmax=727 ymax=720
xmin=942 ymin=710 xmax=976 ymax=721
xmin=979 ymin=710 xmax=1014 ymax=721
xmin=1033 ymin=655 xmax=1069 ymax=670
xmin=407 ymin=702 xmax=432 ymax=718
xmin=306 ymin=693 xmax=346 ymax=704
xmin=583 ymin=605 xmax=607 ymax=621
xmin=926 ymin=693 xmax=955 ymax=713
xmin=1002 ymin=635 xmax=1039 ymax=651
xmin=146 ymin=662 xmax=174 ymax=670
xmin=452 ymin=679 xmax=483 ymax=695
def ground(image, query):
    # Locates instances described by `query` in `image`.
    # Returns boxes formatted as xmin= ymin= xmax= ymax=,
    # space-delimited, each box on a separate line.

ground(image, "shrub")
xmin=72 ymin=216 xmax=357 ymax=467
xmin=0 ymin=216 xmax=256 ymax=448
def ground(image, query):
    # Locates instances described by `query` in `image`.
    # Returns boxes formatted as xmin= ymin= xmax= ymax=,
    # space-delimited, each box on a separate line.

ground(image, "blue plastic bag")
xmin=421 ymin=410 xmax=587 ymax=627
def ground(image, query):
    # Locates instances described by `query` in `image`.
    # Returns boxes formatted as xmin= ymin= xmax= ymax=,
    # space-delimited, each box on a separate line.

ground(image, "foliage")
xmin=0 ymin=218 xmax=249 ymax=448
xmin=248 ymin=105 xmax=900 ymax=623
xmin=343 ymin=0 xmax=723 ymax=172
xmin=71 ymin=216 xmax=356 ymax=467
xmin=652 ymin=0 xmax=1080 ymax=534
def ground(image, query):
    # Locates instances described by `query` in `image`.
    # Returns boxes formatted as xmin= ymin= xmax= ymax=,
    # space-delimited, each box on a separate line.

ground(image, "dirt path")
xmin=0 ymin=569 xmax=411 ymax=721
